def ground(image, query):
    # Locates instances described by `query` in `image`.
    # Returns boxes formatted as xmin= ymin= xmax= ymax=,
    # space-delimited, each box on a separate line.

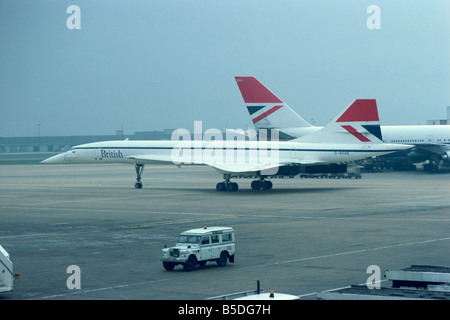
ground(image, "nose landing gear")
xmin=134 ymin=164 xmax=144 ymax=189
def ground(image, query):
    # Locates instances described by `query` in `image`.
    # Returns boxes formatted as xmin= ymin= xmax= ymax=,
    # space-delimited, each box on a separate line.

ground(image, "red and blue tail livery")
xmin=235 ymin=76 xmax=313 ymax=129
xmin=336 ymin=99 xmax=383 ymax=142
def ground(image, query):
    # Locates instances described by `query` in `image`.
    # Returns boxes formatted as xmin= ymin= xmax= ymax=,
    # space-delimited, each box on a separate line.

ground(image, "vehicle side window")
xmin=222 ymin=233 xmax=233 ymax=242
xmin=211 ymin=235 xmax=219 ymax=244
xmin=201 ymin=236 xmax=210 ymax=245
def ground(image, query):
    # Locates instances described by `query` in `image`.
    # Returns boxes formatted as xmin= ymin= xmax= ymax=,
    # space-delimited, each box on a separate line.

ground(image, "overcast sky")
xmin=1 ymin=0 xmax=449 ymax=137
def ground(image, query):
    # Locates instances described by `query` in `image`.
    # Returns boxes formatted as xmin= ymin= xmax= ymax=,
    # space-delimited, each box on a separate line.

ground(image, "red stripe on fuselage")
xmin=252 ymin=105 xmax=283 ymax=124
xmin=341 ymin=125 xmax=371 ymax=142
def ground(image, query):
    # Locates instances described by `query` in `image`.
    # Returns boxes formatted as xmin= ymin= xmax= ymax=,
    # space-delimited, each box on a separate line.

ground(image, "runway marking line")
xmin=120 ymin=215 xmax=236 ymax=229
xmin=268 ymin=236 xmax=450 ymax=266
xmin=35 ymin=278 xmax=172 ymax=300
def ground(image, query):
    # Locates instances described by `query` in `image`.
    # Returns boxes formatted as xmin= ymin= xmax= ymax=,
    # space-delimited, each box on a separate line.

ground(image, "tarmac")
xmin=0 ymin=163 xmax=449 ymax=300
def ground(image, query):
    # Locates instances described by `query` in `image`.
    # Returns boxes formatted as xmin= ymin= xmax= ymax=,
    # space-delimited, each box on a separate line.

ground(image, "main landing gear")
xmin=250 ymin=178 xmax=273 ymax=190
xmin=216 ymin=174 xmax=238 ymax=192
xmin=215 ymin=175 xmax=274 ymax=192
xmin=134 ymin=164 xmax=144 ymax=189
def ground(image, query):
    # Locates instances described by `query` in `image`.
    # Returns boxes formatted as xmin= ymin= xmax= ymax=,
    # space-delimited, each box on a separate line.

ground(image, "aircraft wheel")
xmin=227 ymin=182 xmax=238 ymax=192
xmin=251 ymin=180 xmax=261 ymax=190
xmin=262 ymin=180 xmax=273 ymax=190
xmin=216 ymin=182 xmax=226 ymax=191
xmin=135 ymin=182 xmax=143 ymax=189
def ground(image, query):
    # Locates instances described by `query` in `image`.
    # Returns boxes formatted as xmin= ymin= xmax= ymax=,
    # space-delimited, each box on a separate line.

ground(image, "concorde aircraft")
xmin=42 ymin=97 xmax=411 ymax=191
xmin=236 ymin=76 xmax=450 ymax=171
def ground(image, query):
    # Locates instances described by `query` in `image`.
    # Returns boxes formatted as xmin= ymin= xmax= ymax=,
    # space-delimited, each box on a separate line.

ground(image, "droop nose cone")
xmin=41 ymin=153 xmax=66 ymax=164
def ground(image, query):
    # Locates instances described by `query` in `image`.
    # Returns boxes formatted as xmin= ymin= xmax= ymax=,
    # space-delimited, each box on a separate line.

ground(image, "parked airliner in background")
xmin=42 ymin=95 xmax=411 ymax=191
xmin=235 ymin=77 xmax=450 ymax=171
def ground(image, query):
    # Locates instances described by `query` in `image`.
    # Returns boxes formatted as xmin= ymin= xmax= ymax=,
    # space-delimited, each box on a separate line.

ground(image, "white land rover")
xmin=161 ymin=226 xmax=235 ymax=271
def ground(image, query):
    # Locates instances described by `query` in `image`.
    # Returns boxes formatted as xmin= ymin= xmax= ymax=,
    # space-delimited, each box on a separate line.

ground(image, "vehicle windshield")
xmin=177 ymin=235 xmax=201 ymax=244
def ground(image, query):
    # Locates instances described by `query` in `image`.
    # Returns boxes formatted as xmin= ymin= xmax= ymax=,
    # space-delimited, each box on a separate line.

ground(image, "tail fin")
xmin=235 ymin=76 xmax=312 ymax=129
xmin=295 ymin=99 xmax=383 ymax=144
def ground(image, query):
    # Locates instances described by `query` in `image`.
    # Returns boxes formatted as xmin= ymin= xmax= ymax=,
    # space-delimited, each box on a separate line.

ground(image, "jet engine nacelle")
xmin=442 ymin=151 xmax=450 ymax=163
xmin=407 ymin=150 xmax=428 ymax=163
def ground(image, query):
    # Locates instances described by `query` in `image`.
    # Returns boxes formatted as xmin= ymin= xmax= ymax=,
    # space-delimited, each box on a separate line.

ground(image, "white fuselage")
xmin=43 ymin=139 xmax=408 ymax=171
xmin=381 ymin=125 xmax=450 ymax=145
xmin=281 ymin=125 xmax=450 ymax=146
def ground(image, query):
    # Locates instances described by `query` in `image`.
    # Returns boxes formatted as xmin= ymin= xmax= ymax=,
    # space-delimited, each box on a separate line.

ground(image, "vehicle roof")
xmin=180 ymin=226 xmax=233 ymax=235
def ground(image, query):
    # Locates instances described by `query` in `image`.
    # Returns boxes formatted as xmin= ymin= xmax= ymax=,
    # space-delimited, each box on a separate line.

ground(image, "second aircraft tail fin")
xmin=235 ymin=76 xmax=313 ymax=129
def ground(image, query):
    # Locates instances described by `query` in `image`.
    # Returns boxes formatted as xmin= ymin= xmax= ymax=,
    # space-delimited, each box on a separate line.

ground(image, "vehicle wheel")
xmin=163 ymin=262 xmax=175 ymax=271
xmin=183 ymin=255 xmax=197 ymax=271
xmin=216 ymin=251 xmax=228 ymax=267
